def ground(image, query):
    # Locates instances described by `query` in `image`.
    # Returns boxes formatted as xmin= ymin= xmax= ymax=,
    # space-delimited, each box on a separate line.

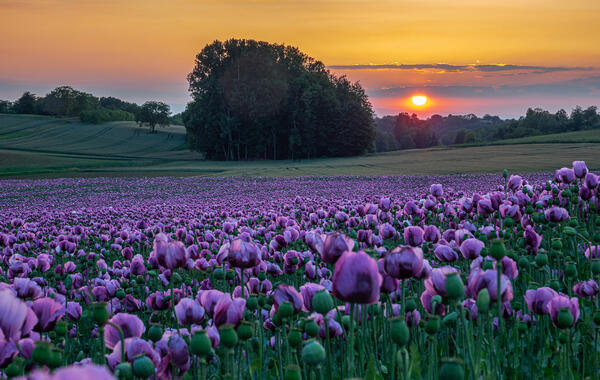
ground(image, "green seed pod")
xmin=247 ymin=296 xmax=258 ymax=311
xmin=115 ymin=362 xmax=133 ymax=380
xmin=405 ymin=298 xmax=417 ymax=312
xmin=288 ymin=328 xmax=303 ymax=347
xmin=489 ymin=239 xmax=506 ymax=260
xmin=191 ymin=331 xmax=212 ymax=357
xmin=591 ymin=259 xmax=600 ymax=275
xmin=116 ymin=289 xmax=126 ymax=300
xmin=445 ymin=273 xmax=465 ymax=300
xmin=548 ymin=280 xmax=560 ymax=292
xmin=284 ymin=364 xmax=302 ymax=380
xmin=476 ymin=288 xmax=490 ymax=313
xmin=558 ymin=330 xmax=569 ymax=344
xmin=503 ymin=169 xmax=509 ymax=179
xmin=518 ymin=257 xmax=529 ymax=269
xmin=442 ymin=312 xmax=458 ymax=327
xmin=213 ymin=268 xmax=225 ymax=280
xmin=225 ymin=269 xmax=236 ymax=281
xmin=535 ymin=253 xmax=548 ymax=267
xmin=301 ymin=340 xmax=326 ymax=365
xmin=279 ymin=302 xmax=294 ymax=318
xmin=557 ymin=308 xmax=574 ymax=329
xmin=56 ymin=321 xmax=68 ymax=337
xmin=390 ymin=317 xmax=410 ymax=347
xmin=551 ymin=239 xmax=563 ymax=250
xmin=90 ymin=302 xmax=109 ymax=325
xmin=133 ymin=355 xmax=155 ymax=378
xmin=237 ymin=321 xmax=254 ymax=341
xmin=504 ymin=218 xmax=514 ymax=228
xmin=5 ymin=361 xmax=20 ymax=378
xmin=32 ymin=342 xmax=52 ymax=365
xmin=439 ymin=357 xmax=465 ymax=380
xmin=425 ymin=316 xmax=440 ymax=335
xmin=564 ymin=262 xmax=577 ymax=279
xmin=312 ymin=291 xmax=334 ymax=315
xmin=148 ymin=325 xmax=163 ymax=343
xmin=257 ymin=271 xmax=267 ymax=281
xmin=593 ymin=312 xmax=600 ymax=325
xmin=219 ymin=325 xmax=238 ymax=349
xmin=304 ymin=320 xmax=319 ymax=337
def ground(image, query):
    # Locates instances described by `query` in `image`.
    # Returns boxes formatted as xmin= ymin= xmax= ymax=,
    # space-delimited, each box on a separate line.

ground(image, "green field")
xmin=0 ymin=114 xmax=598 ymax=177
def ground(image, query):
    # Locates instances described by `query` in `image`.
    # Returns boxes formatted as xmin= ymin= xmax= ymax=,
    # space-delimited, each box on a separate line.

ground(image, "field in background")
xmin=1 ymin=114 xmax=599 ymax=178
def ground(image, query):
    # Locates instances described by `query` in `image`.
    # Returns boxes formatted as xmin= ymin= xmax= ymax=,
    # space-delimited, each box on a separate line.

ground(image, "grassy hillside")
xmin=0 ymin=114 xmax=598 ymax=177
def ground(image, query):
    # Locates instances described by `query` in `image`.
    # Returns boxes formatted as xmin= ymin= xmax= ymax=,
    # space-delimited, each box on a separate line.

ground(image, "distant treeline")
xmin=0 ymin=86 xmax=183 ymax=126
xmin=374 ymin=106 xmax=600 ymax=152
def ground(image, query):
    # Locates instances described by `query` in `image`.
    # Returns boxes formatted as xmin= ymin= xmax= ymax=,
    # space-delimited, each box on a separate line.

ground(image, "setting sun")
xmin=411 ymin=95 xmax=428 ymax=106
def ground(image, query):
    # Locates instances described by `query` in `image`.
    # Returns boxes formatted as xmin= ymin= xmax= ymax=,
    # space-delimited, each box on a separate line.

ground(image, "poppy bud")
xmin=489 ymin=239 xmax=506 ymax=260
xmin=439 ymin=357 xmax=465 ymax=380
xmin=503 ymin=169 xmax=509 ymax=179
xmin=406 ymin=299 xmax=417 ymax=312
xmin=425 ymin=316 xmax=440 ymax=335
xmin=288 ymin=328 xmax=303 ymax=347
xmin=133 ymin=355 xmax=155 ymax=378
xmin=445 ymin=273 xmax=465 ymax=300
xmin=535 ymin=253 xmax=548 ymax=267
xmin=115 ymin=362 xmax=133 ymax=380
xmin=477 ymin=289 xmax=490 ymax=313
xmin=90 ymin=302 xmax=109 ymax=325
xmin=191 ymin=331 xmax=212 ymax=357
xmin=237 ymin=321 xmax=253 ymax=341
xmin=32 ymin=343 xmax=52 ymax=365
xmin=219 ymin=325 xmax=238 ymax=349
xmin=312 ymin=291 xmax=334 ymax=315
xmin=301 ymin=340 xmax=326 ymax=365
xmin=390 ymin=318 xmax=410 ymax=347
xmin=284 ymin=365 xmax=302 ymax=380
xmin=305 ymin=320 xmax=319 ymax=337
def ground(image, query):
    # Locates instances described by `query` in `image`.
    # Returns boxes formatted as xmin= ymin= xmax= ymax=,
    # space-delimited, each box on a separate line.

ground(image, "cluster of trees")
xmin=0 ymin=87 xmax=182 ymax=130
xmin=374 ymin=106 xmax=600 ymax=152
xmin=183 ymin=39 xmax=375 ymax=160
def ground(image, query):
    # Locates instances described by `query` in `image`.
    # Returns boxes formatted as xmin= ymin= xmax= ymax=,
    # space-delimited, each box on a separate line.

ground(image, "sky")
xmin=1 ymin=0 xmax=599 ymax=118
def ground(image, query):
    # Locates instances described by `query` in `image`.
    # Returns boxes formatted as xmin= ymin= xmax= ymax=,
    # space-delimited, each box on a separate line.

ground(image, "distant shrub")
xmin=80 ymin=108 xmax=135 ymax=124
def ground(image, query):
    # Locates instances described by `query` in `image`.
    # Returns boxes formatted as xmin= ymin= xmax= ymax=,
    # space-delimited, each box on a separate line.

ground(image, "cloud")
xmin=327 ymin=63 xmax=593 ymax=74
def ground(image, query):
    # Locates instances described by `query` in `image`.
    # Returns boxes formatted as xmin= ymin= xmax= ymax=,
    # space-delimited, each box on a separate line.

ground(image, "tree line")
xmin=183 ymin=39 xmax=375 ymax=160
xmin=374 ymin=106 xmax=600 ymax=152
xmin=0 ymin=87 xmax=183 ymax=132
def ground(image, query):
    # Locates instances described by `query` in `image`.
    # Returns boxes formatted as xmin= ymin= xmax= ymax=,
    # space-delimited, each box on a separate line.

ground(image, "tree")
xmin=136 ymin=101 xmax=171 ymax=133
xmin=12 ymin=92 xmax=37 ymax=114
xmin=184 ymin=39 xmax=375 ymax=160
xmin=38 ymin=86 xmax=98 ymax=116
xmin=0 ymin=100 xmax=11 ymax=114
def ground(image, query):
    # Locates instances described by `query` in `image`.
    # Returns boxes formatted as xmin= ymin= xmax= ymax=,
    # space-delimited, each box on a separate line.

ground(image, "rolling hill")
xmin=0 ymin=114 xmax=598 ymax=177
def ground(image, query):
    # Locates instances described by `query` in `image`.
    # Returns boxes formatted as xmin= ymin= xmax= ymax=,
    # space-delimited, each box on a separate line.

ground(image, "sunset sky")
xmin=1 ymin=0 xmax=599 ymax=117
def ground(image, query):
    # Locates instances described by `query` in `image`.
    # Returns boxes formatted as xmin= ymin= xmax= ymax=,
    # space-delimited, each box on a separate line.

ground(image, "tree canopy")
xmin=136 ymin=101 xmax=171 ymax=133
xmin=183 ymin=39 xmax=375 ymax=160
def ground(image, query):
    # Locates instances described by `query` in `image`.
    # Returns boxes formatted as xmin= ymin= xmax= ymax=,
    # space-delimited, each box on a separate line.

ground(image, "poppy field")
xmin=0 ymin=163 xmax=599 ymax=380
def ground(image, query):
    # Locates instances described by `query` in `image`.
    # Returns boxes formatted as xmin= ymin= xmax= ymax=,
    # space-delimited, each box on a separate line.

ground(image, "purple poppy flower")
xmin=507 ymin=175 xmax=523 ymax=191
xmin=31 ymin=297 xmax=65 ymax=332
xmin=547 ymin=295 xmax=579 ymax=328
xmin=573 ymin=280 xmax=599 ymax=298
xmin=377 ymin=258 xmax=399 ymax=293
xmin=224 ymin=238 xmax=261 ymax=268
xmin=0 ymin=289 xmax=37 ymax=342
xmin=524 ymin=226 xmax=542 ymax=255
xmin=584 ymin=245 xmax=600 ymax=260
xmin=273 ymin=284 xmax=305 ymax=314
xmin=157 ymin=332 xmax=190 ymax=378
xmin=430 ymin=183 xmax=443 ymax=197
xmin=384 ymin=246 xmax=424 ymax=280
xmin=104 ymin=313 xmax=145 ymax=350
xmin=460 ymin=238 xmax=484 ymax=260
xmin=420 ymin=290 xmax=445 ymax=315
xmin=320 ymin=233 xmax=354 ymax=264
xmin=572 ymin=161 xmax=588 ymax=178
xmin=424 ymin=266 xmax=460 ymax=297
xmin=584 ymin=173 xmax=598 ymax=189
xmin=544 ymin=207 xmax=569 ymax=223
xmin=300 ymin=283 xmax=326 ymax=311
xmin=174 ymin=298 xmax=205 ymax=326
xmin=332 ymin=251 xmax=382 ymax=304
xmin=213 ymin=294 xmax=246 ymax=327
xmin=403 ymin=226 xmax=424 ymax=247
xmin=434 ymin=245 xmax=459 ymax=263
xmin=467 ymin=269 xmax=513 ymax=303
xmin=524 ymin=287 xmax=558 ymax=315
xmin=423 ymin=225 xmax=441 ymax=243
xmin=379 ymin=223 xmax=397 ymax=239
xmin=556 ymin=168 xmax=575 ymax=184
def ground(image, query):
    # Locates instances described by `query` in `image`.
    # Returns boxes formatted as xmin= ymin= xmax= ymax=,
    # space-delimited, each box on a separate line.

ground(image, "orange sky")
xmin=1 ymin=0 xmax=599 ymax=117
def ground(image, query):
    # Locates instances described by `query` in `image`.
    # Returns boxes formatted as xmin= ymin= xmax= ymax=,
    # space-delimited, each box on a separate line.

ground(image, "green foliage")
xmin=136 ymin=101 xmax=171 ymax=133
xmin=79 ymin=108 xmax=135 ymax=124
xmin=12 ymin=92 xmax=38 ymax=114
xmin=0 ymin=100 xmax=11 ymax=114
xmin=169 ymin=112 xmax=184 ymax=125
xmin=184 ymin=39 xmax=375 ymax=160
xmin=99 ymin=96 xmax=140 ymax=115
xmin=38 ymin=86 xmax=99 ymax=116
